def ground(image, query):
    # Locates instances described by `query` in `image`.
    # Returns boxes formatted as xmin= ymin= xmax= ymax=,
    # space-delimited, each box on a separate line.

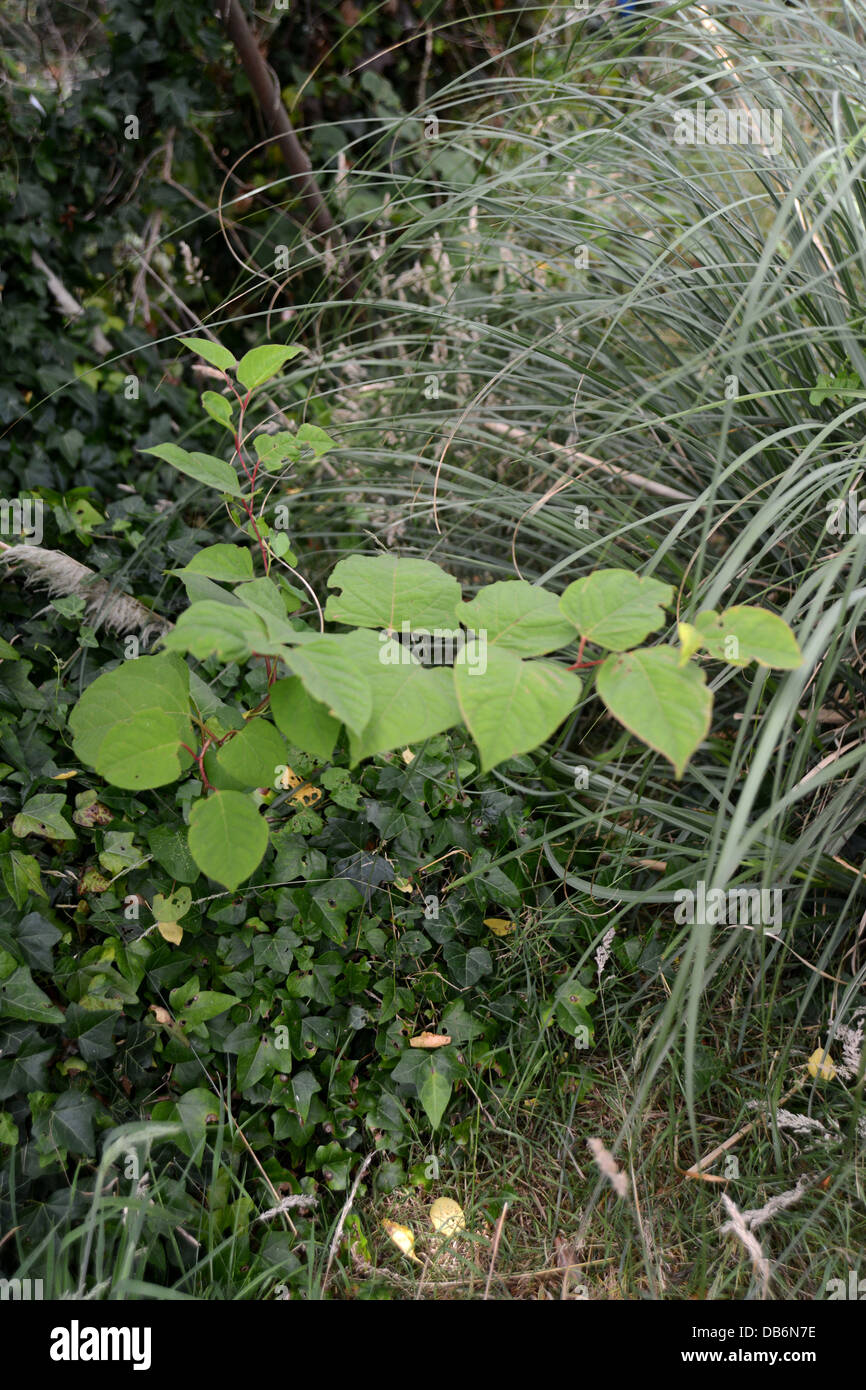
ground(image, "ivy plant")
xmin=68 ymin=339 xmax=804 ymax=894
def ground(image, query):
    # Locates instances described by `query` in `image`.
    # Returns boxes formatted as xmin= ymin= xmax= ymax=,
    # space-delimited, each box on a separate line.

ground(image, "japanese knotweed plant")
xmin=69 ymin=339 xmax=804 ymax=894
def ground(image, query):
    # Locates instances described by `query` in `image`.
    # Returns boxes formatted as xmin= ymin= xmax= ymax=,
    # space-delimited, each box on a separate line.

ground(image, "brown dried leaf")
xmin=409 ymin=1032 xmax=452 ymax=1049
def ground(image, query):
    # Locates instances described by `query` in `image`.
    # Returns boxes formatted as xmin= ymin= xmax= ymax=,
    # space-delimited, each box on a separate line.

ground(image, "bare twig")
xmin=483 ymin=1201 xmax=508 ymax=1299
xmin=481 ymin=419 xmax=694 ymax=503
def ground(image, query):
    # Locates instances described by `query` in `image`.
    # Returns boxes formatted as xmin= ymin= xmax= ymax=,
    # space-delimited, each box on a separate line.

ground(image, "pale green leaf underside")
xmin=324 ymin=554 xmax=462 ymax=630
xmin=455 ymin=643 xmax=582 ymax=773
xmin=458 ymin=579 xmax=576 ymax=656
xmin=693 ymin=607 xmax=802 ymax=669
xmin=270 ymin=677 xmax=342 ymax=760
xmin=347 ymin=636 xmax=461 ymax=763
xmin=597 ymin=645 xmax=712 ymax=778
xmin=560 ymin=568 xmax=674 ymax=651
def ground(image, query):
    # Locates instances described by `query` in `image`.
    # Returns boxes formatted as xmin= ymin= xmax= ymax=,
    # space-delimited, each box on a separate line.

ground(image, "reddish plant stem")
xmin=568 ymin=636 xmax=604 ymax=671
xmin=180 ymin=739 xmax=214 ymax=791
xmin=223 ymin=375 xmax=278 ymax=688
xmin=227 ymin=383 xmax=270 ymax=574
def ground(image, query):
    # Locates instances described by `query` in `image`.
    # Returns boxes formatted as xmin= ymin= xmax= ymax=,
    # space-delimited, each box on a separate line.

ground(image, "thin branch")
xmin=220 ymin=0 xmax=335 ymax=241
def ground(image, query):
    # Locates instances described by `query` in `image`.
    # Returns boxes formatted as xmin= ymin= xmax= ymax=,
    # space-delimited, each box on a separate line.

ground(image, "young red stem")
xmin=568 ymin=636 xmax=603 ymax=670
xmin=180 ymin=739 xmax=213 ymax=791
xmin=230 ymin=388 xmax=270 ymax=574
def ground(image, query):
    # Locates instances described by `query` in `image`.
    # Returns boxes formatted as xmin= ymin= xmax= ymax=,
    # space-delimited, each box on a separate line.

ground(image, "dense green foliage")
xmin=1 ymin=0 xmax=865 ymax=1301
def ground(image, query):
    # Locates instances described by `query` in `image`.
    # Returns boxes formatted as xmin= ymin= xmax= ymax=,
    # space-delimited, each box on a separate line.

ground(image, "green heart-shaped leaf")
xmin=458 ymin=579 xmax=575 ymax=656
xmin=597 ymin=645 xmax=711 ymax=778
xmin=455 ymin=644 xmax=582 ymax=773
xmin=560 ymin=569 xmax=674 ymax=651
xmin=691 ymin=607 xmax=802 ymax=669
xmin=188 ymin=791 xmax=269 ymax=890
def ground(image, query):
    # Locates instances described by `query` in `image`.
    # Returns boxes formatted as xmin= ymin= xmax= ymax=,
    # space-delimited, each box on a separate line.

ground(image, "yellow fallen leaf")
xmin=484 ymin=917 xmax=515 ymax=937
xmin=277 ymin=766 xmax=322 ymax=805
xmin=156 ymin=920 xmax=183 ymax=945
xmin=381 ymin=1219 xmax=421 ymax=1263
xmin=51 ymin=769 xmax=79 ymax=781
xmin=409 ymin=1032 xmax=452 ymax=1049
xmin=807 ymin=1048 xmax=836 ymax=1081
xmin=401 ymin=748 xmax=415 ymax=764
xmin=429 ymin=1197 xmax=466 ymax=1237
xmin=291 ymin=784 xmax=321 ymax=806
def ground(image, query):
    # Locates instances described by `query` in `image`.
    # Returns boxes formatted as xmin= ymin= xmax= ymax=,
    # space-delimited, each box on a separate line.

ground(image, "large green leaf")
xmin=560 ymin=569 xmax=674 ymax=651
xmin=458 ymin=579 xmax=575 ymax=656
xmin=284 ymin=635 xmax=372 ymax=733
xmin=596 ymin=645 xmax=712 ymax=778
xmin=236 ymin=344 xmax=303 ymax=391
xmin=216 ymin=719 xmax=287 ymax=788
xmin=161 ymin=600 xmax=276 ymax=662
xmin=691 ymin=607 xmax=803 ymax=669
xmin=188 ymin=791 xmax=269 ymax=890
xmin=69 ymin=653 xmax=193 ymax=790
xmin=347 ymin=635 xmax=461 ymax=763
xmin=96 ymin=712 xmax=194 ymax=790
xmin=270 ymin=677 xmax=342 ymax=760
xmin=142 ymin=442 xmax=244 ymax=497
xmin=324 ymin=554 xmax=462 ymax=630
xmin=455 ymin=643 xmax=582 ymax=772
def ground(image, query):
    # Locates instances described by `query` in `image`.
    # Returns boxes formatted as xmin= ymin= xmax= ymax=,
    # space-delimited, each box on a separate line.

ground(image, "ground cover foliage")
xmin=0 ymin=0 xmax=864 ymax=1300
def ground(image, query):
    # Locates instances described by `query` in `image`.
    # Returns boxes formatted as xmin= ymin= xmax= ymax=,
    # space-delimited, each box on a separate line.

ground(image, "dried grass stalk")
xmin=1 ymin=543 xmax=171 ymax=646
